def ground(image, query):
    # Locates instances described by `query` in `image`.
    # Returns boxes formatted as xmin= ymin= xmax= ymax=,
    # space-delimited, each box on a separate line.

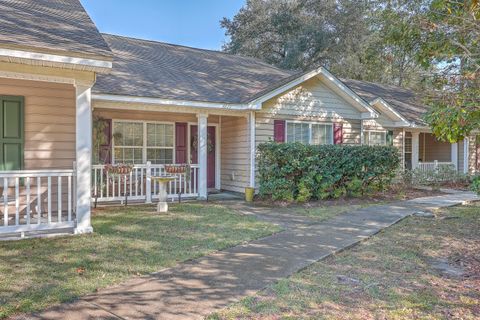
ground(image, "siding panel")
xmin=221 ymin=116 xmax=249 ymax=193
xmin=0 ymin=77 xmax=76 ymax=170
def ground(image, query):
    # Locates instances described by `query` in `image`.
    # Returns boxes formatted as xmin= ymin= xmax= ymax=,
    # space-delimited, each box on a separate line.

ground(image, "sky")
xmin=80 ymin=0 xmax=245 ymax=50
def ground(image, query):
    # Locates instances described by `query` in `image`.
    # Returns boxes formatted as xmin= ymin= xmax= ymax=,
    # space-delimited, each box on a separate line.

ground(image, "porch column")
xmin=75 ymin=83 xmax=93 ymax=234
xmin=248 ymin=111 xmax=256 ymax=188
xmin=411 ymin=132 xmax=420 ymax=170
xmin=463 ymin=138 xmax=469 ymax=174
xmin=451 ymin=142 xmax=458 ymax=171
xmin=197 ymin=113 xmax=208 ymax=200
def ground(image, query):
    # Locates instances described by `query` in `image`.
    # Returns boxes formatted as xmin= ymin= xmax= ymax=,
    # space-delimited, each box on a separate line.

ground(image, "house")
xmin=0 ymin=0 xmax=478 ymax=237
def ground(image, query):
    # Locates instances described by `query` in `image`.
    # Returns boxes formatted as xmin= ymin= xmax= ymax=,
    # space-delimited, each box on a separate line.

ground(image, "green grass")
xmin=0 ymin=203 xmax=280 ymax=318
xmin=209 ymin=202 xmax=480 ymax=320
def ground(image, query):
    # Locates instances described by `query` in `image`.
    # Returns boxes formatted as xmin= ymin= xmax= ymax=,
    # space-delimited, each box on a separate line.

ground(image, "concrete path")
xmin=20 ymin=192 xmax=478 ymax=320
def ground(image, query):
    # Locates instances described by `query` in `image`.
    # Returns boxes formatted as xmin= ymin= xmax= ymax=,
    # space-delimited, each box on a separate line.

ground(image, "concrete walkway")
xmin=21 ymin=192 xmax=478 ymax=320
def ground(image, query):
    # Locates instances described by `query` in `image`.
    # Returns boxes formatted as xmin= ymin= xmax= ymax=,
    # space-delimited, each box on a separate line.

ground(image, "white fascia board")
xmin=370 ymin=98 xmax=411 ymax=126
xmin=361 ymin=112 xmax=377 ymax=119
xmin=92 ymin=93 xmax=261 ymax=111
xmin=0 ymin=48 xmax=112 ymax=71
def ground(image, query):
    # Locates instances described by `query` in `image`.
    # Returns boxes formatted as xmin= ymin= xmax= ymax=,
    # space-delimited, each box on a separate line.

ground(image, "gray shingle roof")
xmin=94 ymin=34 xmax=428 ymax=125
xmin=341 ymin=78 xmax=429 ymax=126
xmin=0 ymin=0 xmax=112 ymax=59
xmin=93 ymin=34 xmax=296 ymax=104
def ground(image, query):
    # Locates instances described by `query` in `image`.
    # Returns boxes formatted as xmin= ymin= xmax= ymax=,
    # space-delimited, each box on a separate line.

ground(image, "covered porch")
xmin=405 ymin=131 xmax=469 ymax=173
xmin=90 ymin=102 xmax=256 ymax=204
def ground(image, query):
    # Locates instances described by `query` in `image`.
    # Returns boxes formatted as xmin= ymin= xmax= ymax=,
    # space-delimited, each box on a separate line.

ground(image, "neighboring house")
xmin=0 ymin=0 xmax=478 ymax=237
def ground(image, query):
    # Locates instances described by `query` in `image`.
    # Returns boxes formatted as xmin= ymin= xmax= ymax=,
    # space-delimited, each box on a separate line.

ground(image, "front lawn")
xmin=210 ymin=203 xmax=480 ymax=320
xmin=0 ymin=203 xmax=280 ymax=318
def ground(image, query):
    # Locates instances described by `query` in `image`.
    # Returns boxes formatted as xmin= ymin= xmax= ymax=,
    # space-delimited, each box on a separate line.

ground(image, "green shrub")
xmin=410 ymin=165 xmax=471 ymax=189
xmin=471 ymin=176 xmax=480 ymax=195
xmin=257 ymin=142 xmax=400 ymax=201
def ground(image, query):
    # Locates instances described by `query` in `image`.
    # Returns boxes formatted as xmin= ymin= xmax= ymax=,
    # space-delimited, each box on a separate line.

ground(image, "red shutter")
xmin=273 ymin=120 xmax=285 ymax=142
xmin=333 ymin=123 xmax=343 ymax=144
xmin=175 ymin=122 xmax=188 ymax=164
xmin=99 ymin=119 xmax=112 ymax=164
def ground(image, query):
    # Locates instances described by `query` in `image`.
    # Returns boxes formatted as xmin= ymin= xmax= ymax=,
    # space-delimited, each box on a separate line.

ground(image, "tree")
xmin=221 ymin=0 xmax=429 ymax=88
xmin=420 ymin=0 xmax=480 ymax=142
xmin=221 ymin=0 xmax=371 ymax=71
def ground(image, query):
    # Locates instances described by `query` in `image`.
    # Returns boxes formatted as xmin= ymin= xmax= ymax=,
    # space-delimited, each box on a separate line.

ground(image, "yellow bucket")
xmin=245 ymin=187 xmax=255 ymax=202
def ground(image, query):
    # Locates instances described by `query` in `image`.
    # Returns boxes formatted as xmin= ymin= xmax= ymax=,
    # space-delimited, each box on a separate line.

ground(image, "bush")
xmin=257 ymin=142 xmax=400 ymax=202
xmin=471 ymin=176 xmax=480 ymax=195
xmin=409 ymin=165 xmax=472 ymax=190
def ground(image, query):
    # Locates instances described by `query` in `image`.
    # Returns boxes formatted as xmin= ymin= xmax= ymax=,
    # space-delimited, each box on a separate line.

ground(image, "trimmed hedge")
xmin=257 ymin=142 xmax=400 ymax=202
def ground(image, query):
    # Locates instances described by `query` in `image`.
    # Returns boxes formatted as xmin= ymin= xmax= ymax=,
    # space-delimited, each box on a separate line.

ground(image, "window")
xmin=113 ymin=121 xmax=174 ymax=164
xmin=287 ymin=122 xmax=309 ymax=144
xmin=311 ymin=124 xmax=333 ymax=145
xmin=364 ymin=131 xmax=387 ymax=146
xmin=146 ymin=123 xmax=174 ymax=164
xmin=286 ymin=122 xmax=333 ymax=145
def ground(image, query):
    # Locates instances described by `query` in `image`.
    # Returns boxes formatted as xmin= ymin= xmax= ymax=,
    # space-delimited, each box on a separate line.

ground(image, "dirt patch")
xmin=255 ymin=186 xmax=445 ymax=208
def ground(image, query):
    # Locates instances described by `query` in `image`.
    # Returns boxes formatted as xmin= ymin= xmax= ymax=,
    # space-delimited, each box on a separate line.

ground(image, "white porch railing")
xmin=0 ymin=169 xmax=76 ymax=235
xmin=92 ymin=162 xmax=199 ymax=203
xmin=417 ymin=161 xmax=455 ymax=172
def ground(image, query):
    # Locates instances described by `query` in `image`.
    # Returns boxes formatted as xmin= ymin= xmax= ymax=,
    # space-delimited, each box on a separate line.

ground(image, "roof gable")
xmin=341 ymin=78 xmax=429 ymax=126
xmin=261 ymin=76 xmax=373 ymax=120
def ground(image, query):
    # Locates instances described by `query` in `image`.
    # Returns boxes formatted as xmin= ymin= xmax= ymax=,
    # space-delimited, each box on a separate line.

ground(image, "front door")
xmin=190 ymin=125 xmax=216 ymax=188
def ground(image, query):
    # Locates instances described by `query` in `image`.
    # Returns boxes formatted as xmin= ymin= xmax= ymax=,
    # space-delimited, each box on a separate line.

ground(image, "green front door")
xmin=0 ymin=96 xmax=24 ymax=171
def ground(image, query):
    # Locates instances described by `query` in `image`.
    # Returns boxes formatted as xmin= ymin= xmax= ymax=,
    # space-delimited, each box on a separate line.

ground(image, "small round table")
xmin=152 ymin=176 xmax=175 ymax=212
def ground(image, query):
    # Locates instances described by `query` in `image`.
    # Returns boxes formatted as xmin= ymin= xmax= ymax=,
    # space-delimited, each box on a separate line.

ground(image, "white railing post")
xmin=146 ymin=161 xmax=152 ymax=203
xmin=434 ymin=160 xmax=439 ymax=173
xmin=74 ymin=83 xmax=93 ymax=234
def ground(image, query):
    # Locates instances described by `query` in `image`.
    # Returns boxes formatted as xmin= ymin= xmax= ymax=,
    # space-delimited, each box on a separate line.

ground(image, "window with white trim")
xmin=311 ymin=123 xmax=333 ymax=145
xmin=286 ymin=122 xmax=333 ymax=145
xmin=364 ymin=131 xmax=387 ymax=146
xmin=146 ymin=123 xmax=174 ymax=164
xmin=113 ymin=121 xmax=174 ymax=164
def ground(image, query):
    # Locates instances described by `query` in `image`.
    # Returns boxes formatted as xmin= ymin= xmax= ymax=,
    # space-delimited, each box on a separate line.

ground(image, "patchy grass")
xmin=289 ymin=203 xmax=382 ymax=221
xmin=209 ymin=203 xmax=480 ymax=320
xmin=0 ymin=203 xmax=280 ymax=319
xmin=256 ymin=186 xmax=444 ymax=222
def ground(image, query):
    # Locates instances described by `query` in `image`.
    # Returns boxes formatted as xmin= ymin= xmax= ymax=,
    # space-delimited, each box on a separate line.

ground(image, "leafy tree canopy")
xmin=222 ymin=0 xmax=480 ymax=141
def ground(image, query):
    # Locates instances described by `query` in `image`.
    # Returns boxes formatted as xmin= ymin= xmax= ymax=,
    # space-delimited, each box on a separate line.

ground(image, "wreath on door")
xmin=191 ymin=134 xmax=214 ymax=153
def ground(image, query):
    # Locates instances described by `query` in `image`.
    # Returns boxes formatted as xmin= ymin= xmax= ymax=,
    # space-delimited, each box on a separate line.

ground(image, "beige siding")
xmin=0 ymin=77 xmax=76 ymax=169
xmin=259 ymin=77 xmax=362 ymax=119
xmin=363 ymin=117 xmax=396 ymax=131
xmin=221 ymin=116 xmax=249 ymax=193
xmin=256 ymin=77 xmax=364 ymax=147
xmin=393 ymin=129 xmax=404 ymax=168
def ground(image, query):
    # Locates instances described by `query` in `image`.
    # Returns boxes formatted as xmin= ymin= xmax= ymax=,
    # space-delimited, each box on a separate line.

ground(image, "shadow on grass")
xmin=209 ymin=203 xmax=480 ymax=320
xmin=0 ymin=203 xmax=279 ymax=318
